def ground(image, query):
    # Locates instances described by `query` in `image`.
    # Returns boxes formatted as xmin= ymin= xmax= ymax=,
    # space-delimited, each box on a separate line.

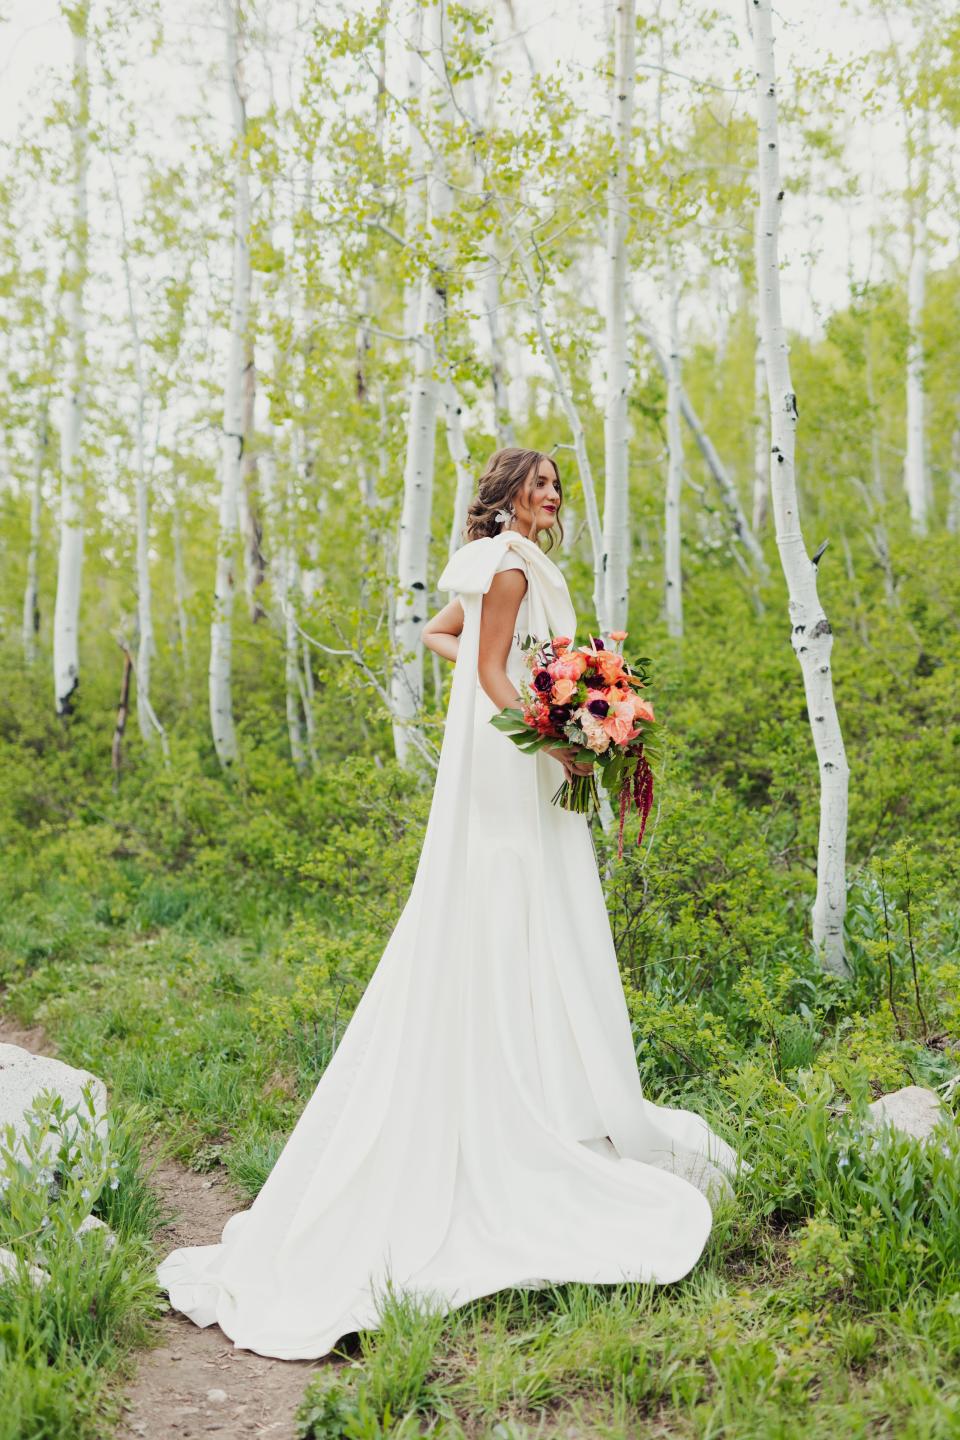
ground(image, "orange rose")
xmin=609 ymin=629 xmax=627 ymax=642
xmin=552 ymin=677 xmax=577 ymax=705
xmin=551 ymin=635 xmax=572 ymax=652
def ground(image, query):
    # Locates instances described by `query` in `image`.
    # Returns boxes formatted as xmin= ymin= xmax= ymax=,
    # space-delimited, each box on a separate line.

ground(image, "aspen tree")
xmin=444 ymin=379 xmax=473 ymax=559
xmin=879 ymin=6 xmax=934 ymax=534
xmin=663 ymin=275 xmax=684 ymax=638
xmin=656 ymin=27 xmax=683 ymax=638
xmin=23 ymin=401 xmax=49 ymax=664
xmin=390 ymin=0 xmax=453 ymax=767
xmin=52 ymin=1 xmax=89 ymax=717
xmin=209 ymin=0 xmax=251 ymax=767
xmin=752 ymin=0 xmax=850 ymax=975
xmin=602 ymin=0 xmax=636 ymax=635
xmin=904 ymin=136 xmax=929 ymax=534
xmin=105 ymin=124 xmax=165 ymax=750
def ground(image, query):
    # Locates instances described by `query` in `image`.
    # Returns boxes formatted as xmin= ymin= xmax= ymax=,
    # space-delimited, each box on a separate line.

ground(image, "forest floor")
xmin=0 ymin=1013 xmax=320 ymax=1440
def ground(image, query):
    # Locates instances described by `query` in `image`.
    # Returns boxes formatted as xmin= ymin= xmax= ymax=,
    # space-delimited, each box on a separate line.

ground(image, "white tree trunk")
xmin=864 ymin=343 xmax=896 ymax=604
xmin=753 ymin=0 xmax=850 ymax=976
xmin=391 ymin=272 xmax=442 ymax=764
xmin=752 ymin=335 xmax=768 ymax=533
xmin=444 ymin=377 xmax=473 ymax=558
xmin=298 ymin=534 xmax=321 ymax=772
xmin=601 ymin=0 xmax=636 ymax=635
xmin=22 ymin=405 xmax=48 ymax=664
xmin=355 ymin=0 xmax=388 ymax=527
xmin=209 ymin=0 xmax=250 ymax=768
xmin=663 ymin=275 xmax=684 ymax=639
xmin=482 ymin=250 xmax=515 ymax=446
xmin=109 ymin=128 xmax=163 ymax=750
xmin=239 ymin=339 xmax=265 ymax=621
xmin=390 ymin=0 xmax=452 ymax=766
xmin=172 ymin=463 xmax=191 ymax=691
xmin=133 ymin=390 xmax=157 ymax=745
xmin=904 ymin=199 xmax=928 ymax=534
xmin=52 ymin=11 xmax=88 ymax=716
xmin=280 ymin=452 xmax=306 ymax=773
xmin=284 ymin=541 xmax=307 ymax=775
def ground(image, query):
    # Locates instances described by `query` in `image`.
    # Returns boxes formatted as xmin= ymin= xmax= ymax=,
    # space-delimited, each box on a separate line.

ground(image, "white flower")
xmin=577 ymin=709 xmax=612 ymax=754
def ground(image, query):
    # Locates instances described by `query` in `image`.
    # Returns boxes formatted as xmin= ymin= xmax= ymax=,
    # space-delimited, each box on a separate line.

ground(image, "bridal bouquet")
xmin=490 ymin=631 xmax=657 ymax=858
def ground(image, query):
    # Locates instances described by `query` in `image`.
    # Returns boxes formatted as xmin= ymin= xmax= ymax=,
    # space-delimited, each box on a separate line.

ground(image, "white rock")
xmin=0 ymin=1044 xmax=107 ymax=1164
xmin=0 ymin=1244 xmax=48 ymax=1287
xmin=76 ymin=1212 xmax=117 ymax=1249
xmin=865 ymin=1085 xmax=947 ymax=1143
xmin=206 ymin=1388 xmax=228 ymax=1404
xmin=656 ymin=1150 xmax=735 ymax=1208
xmin=580 ymin=1133 xmax=736 ymax=1207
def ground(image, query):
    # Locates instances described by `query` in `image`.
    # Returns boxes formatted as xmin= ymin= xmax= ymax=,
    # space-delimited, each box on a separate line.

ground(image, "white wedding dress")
xmin=157 ymin=532 xmax=742 ymax=1360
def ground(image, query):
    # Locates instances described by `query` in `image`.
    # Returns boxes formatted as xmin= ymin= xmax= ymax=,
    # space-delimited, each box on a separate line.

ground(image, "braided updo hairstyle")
xmin=462 ymin=447 xmax=564 ymax=552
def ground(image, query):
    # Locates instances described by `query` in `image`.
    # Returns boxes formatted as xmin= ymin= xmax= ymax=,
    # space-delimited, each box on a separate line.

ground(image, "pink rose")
xmin=549 ymin=654 xmax=586 ymax=682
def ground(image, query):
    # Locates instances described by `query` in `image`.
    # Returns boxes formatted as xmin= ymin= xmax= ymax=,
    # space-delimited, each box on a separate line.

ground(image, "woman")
xmin=157 ymin=446 xmax=742 ymax=1360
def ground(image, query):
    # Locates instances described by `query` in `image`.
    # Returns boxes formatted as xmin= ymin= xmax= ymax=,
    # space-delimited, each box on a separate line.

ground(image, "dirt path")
xmin=0 ymin=1015 xmax=322 ymax=1440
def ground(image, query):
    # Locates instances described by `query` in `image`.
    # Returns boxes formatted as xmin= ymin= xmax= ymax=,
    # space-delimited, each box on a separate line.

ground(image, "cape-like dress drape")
xmin=156 ymin=531 xmax=742 ymax=1360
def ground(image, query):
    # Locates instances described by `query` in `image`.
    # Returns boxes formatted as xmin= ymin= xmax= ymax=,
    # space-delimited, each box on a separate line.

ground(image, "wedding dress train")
xmin=156 ymin=531 xmax=742 ymax=1360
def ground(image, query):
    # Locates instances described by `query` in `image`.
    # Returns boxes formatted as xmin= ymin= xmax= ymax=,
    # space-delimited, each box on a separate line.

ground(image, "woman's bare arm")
xmin=422 ymin=597 xmax=465 ymax=663
xmin=478 ymin=570 xmax=527 ymax=710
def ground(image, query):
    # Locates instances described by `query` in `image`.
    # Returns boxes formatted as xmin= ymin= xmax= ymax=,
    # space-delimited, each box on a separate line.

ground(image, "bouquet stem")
xmin=550 ymin=771 xmax=601 ymax=814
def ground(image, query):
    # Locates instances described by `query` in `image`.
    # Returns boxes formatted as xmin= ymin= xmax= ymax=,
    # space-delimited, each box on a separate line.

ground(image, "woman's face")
xmin=512 ymin=458 xmax=561 ymax=536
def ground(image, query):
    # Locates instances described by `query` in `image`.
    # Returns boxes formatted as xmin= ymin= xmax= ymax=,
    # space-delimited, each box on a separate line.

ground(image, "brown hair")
xmin=462 ymin=447 xmax=564 ymax=552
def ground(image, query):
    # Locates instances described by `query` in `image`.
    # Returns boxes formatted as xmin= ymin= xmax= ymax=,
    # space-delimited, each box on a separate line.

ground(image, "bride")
xmin=157 ymin=446 xmax=742 ymax=1361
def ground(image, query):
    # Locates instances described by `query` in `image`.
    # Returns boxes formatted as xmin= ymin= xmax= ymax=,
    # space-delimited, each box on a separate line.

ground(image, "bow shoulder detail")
xmin=437 ymin=533 xmax=566 ymax=602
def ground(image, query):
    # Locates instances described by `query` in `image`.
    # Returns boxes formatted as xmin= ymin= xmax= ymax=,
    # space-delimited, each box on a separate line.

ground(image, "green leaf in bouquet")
xmin=490 ymin=706 xmax=526 ymax=730
xmin=489 ymin=710 xmax=554 ymax=753
xmin=601 ymin=754 xmax=628 ymax=793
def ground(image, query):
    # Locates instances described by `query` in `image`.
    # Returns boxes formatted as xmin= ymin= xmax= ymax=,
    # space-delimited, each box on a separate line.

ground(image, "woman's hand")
xmin=545 ymin=744 xmax=594 ymax=781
